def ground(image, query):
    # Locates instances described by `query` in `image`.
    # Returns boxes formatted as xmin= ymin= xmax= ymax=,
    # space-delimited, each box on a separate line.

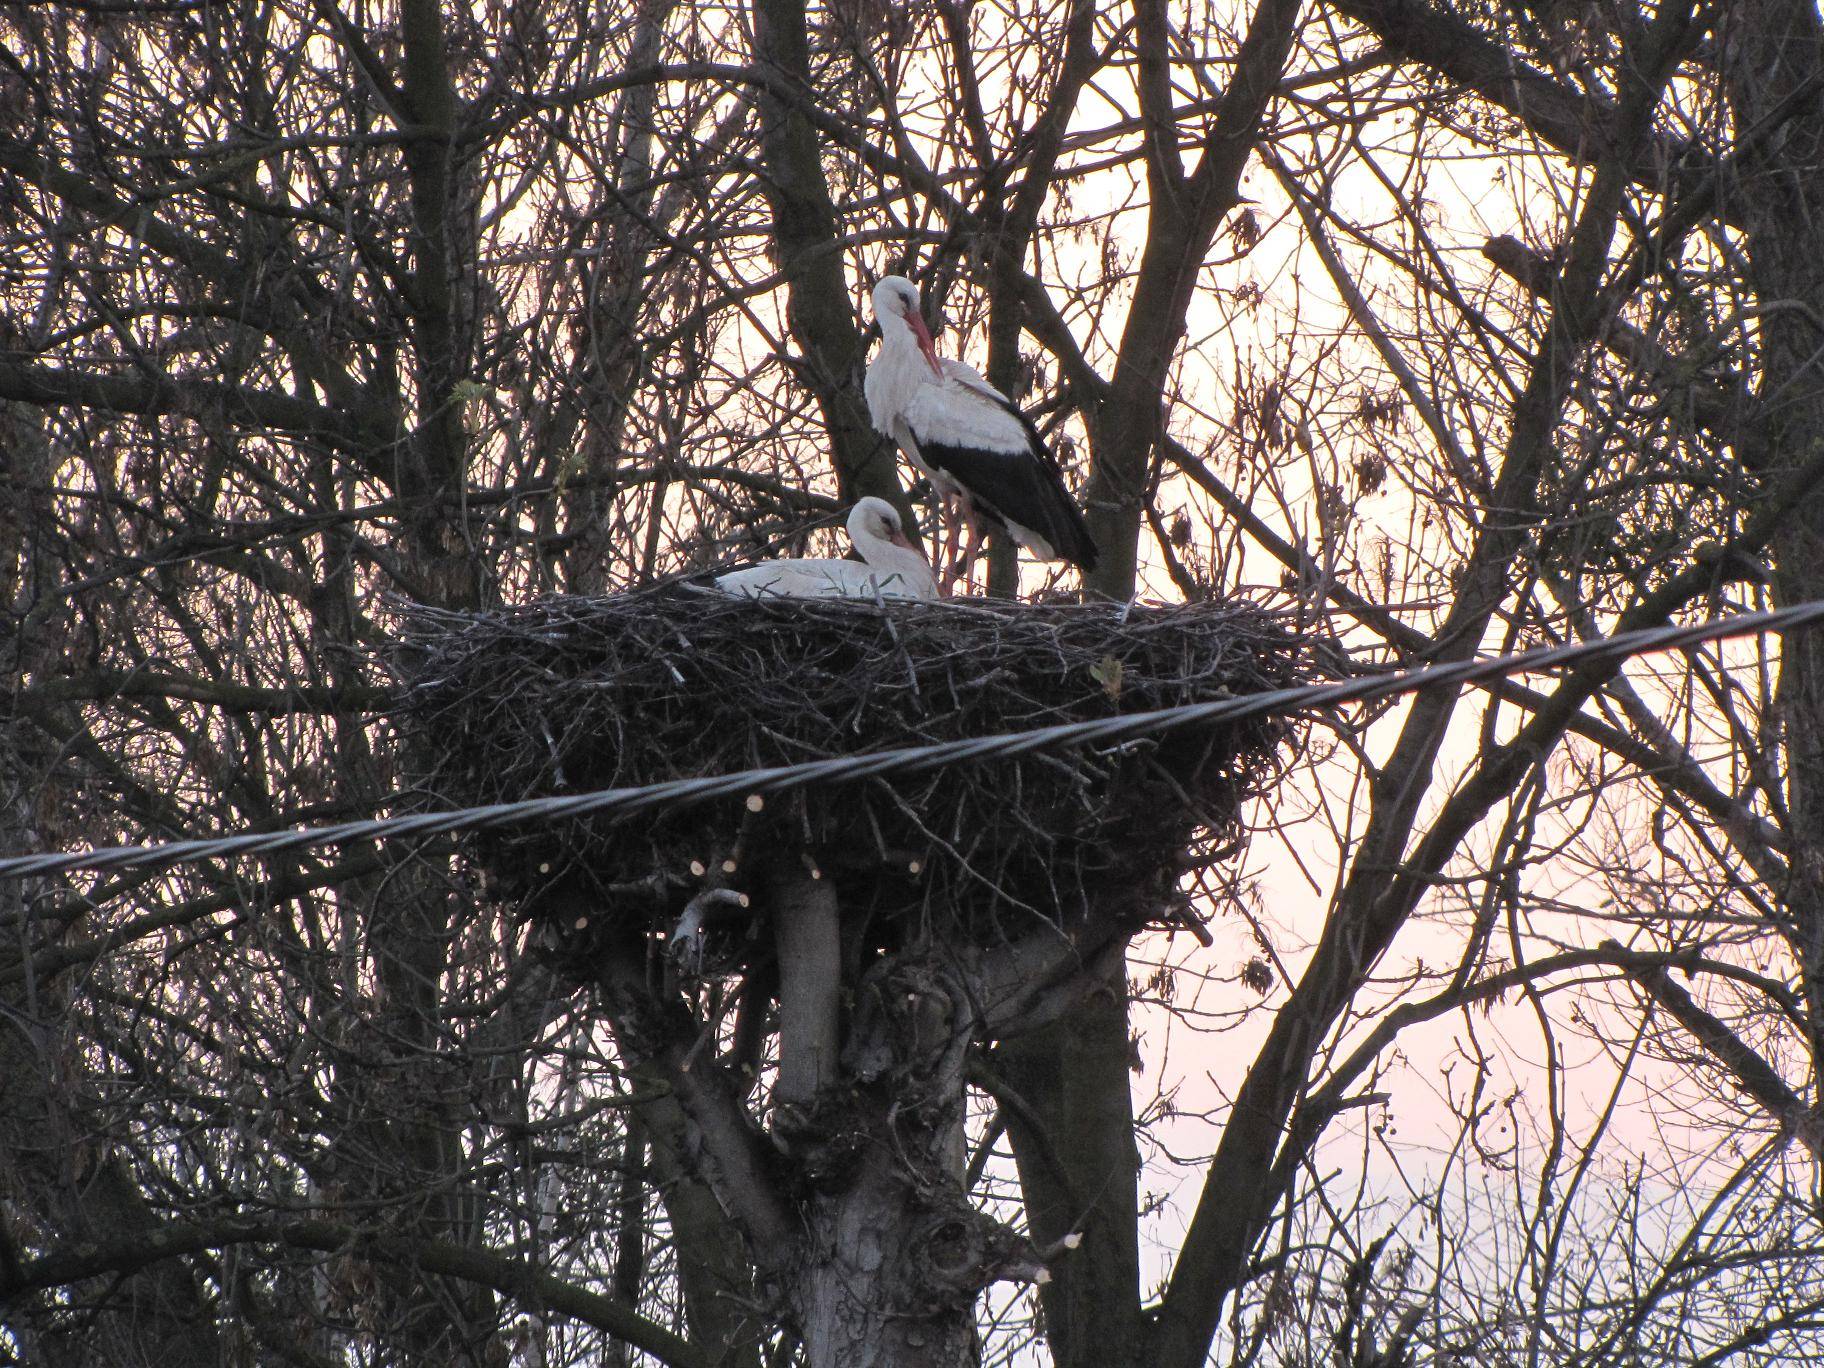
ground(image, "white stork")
xmin=865 ymin=275 xmax=1098 ymax=587
xmin=700 ymin=496 xmax=938 ymax=601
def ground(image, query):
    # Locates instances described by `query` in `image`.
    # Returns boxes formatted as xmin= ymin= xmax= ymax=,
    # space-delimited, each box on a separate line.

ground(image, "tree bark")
xmin=1084 ymin=0 xmax=1305 ymax=600
xmin=786 ymin=953 xmax=1004 ymax=1368
xmin=992 ymin=963 xmax=1148 ymax=1368
xmin=774 ymin=875 xmax=842 ymax=1107
xmin=609 ymin=899 xmax=1048 ymax=1368
xmin=1717 ymin=0 xmax=1824 ymax=1134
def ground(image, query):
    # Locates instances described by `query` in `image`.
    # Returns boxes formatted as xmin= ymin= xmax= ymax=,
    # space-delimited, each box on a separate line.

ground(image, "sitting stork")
xmin=699 ymin=497 xmax=939 ymax=601
xmin=864 ymin=275 xmax=1097 ymax=590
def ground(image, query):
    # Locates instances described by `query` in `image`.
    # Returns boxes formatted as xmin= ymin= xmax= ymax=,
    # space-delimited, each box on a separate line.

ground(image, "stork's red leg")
xmin=954 ymin=517 xmax=983 ymax=594
xmin=936 ymin=493 xmax=966 ymax=596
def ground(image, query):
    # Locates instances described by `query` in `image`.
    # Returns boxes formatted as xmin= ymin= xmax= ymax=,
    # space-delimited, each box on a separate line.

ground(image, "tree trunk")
xmin=784 ymin=952 xmax=1003 ymax=1368
xmin=790 ymin=1153 xmax=982 ymax=1368
xmin=992 ymin=959 xmax=1147 ymax=1368
xmin=634 ymin=1082 xmax=767 ymax=1368
xmin=775 ymin=876 xmax=842 ymax=1107
xmin=1710 ymin=0 xmax=1824 ymax=1118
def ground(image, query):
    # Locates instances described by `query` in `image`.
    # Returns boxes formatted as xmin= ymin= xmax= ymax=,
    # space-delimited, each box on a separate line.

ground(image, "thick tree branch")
xmin=1135 ymin=0 xmax=1186 ymax=196
xmin=393 ymin=0 xmax=478 ymax=579
xmin=18 ymin=670 xmax=389 ymax=715
xmin=1483 ymin=233 xmax=1754 ymax=450
xmin=595 ymin=951 xmax=796 ymax=1257
xmin=0 ymin=361 xmax=375 ymax=449
xmin=773 ymin=875 xmax=841 ymax=1106
xmin=1328 ymin=0 xmax=1721 ymax=220
xmin=1617 ymin=946 xmax=1824 ymax=1161
xmin=1165 ymin=405 xmax=1770 ymax=1365
xmin=747 ymin=0 xmax=906 ymax=517
xmin=631 ymin=1076 xmax=767 ymax=1368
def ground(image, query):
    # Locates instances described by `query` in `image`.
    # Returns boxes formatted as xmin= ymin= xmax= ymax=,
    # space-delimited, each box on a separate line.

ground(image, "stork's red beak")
xmin=905 ymin=307 xmax=944 ymax=378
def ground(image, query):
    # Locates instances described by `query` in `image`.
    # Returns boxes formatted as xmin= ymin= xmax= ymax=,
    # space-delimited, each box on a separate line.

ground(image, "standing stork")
xmin=864 ymin=276 xmax=1097 ymax=590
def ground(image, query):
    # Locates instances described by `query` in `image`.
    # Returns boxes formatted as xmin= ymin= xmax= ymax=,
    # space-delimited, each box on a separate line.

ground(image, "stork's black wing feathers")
xmin=921 ymin=441 xmax=1099 ymax=570
xmin=920 ymin=392 xmax=1098 ymax=571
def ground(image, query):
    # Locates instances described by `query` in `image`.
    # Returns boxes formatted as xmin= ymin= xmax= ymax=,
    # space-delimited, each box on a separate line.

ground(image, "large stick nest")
xmin=396 ymin=591 xmax=1323 ymax=972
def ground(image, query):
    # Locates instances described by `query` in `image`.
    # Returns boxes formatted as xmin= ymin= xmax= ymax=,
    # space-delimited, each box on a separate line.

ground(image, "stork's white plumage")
xmin=864 ymin=276 xmax=1097 ymax=581
xmin=702 ymin=497 xmax=938 ymax=601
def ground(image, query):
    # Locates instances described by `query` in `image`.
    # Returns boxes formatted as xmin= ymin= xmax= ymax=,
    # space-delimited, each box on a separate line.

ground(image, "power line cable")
xmin=4 ymin=598 xmax=1821 ymax=883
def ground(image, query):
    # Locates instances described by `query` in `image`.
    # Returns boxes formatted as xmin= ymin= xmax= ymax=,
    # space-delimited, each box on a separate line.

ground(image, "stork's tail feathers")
xmin=1046 ymin=485 xmax=1099 ymax=572
xmin=1018 ymin=464 xmax=1097 ymax=571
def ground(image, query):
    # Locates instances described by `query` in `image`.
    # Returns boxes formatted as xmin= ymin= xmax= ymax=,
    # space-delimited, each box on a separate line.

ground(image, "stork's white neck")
xmin=865 ymin=298 xmax=940 ymax=437
xmin=875 ymin=304 xmax=921 ymax=357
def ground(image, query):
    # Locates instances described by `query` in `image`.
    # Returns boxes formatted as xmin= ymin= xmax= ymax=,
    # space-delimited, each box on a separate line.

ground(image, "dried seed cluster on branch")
xmin=397 ymin=591 xmax=1318 ymax=973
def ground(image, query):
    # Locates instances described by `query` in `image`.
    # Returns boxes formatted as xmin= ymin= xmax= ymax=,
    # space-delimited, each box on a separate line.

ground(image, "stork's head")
xmin=847 ymin=495 xmax=938 ymax=598
xmin=870 ymin=275 xmax=943 ymax=378
xmin=848 ymin=495 xmax=916 ymax=551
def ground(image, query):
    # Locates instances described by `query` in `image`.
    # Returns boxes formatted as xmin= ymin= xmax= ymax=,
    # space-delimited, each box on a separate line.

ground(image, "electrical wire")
xmin=4 ymin=598 xmax=1820 ymax=882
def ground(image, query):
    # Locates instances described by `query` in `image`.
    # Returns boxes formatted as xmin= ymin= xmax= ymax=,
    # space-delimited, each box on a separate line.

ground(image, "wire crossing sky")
xmin=6 ymin=597 xmax=1822 ymax=883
